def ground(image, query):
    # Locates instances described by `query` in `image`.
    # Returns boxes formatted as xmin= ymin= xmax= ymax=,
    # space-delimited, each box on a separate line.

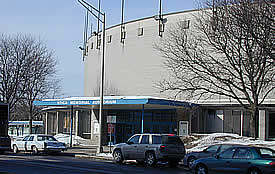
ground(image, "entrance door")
xmin=269 ymin=113 xmax=275 ymax=139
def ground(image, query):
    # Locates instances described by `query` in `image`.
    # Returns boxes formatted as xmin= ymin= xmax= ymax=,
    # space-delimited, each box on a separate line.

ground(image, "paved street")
xmin=0 ymin=153 xmax=192 ymax=174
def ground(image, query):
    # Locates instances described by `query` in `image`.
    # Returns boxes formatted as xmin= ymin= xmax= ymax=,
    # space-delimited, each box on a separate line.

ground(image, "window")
xmin=141 ymin=135 xmax=149 ymax=144
xmin=23 ymin=136 xmax=30 ymax=141
xmin=159 ymin=23 xmax=165 ymax=32
xmin=121 ymin=31 xmax=126 ymax=40
xmin=219 ymin=148 xmax=236 ymax=159
xmin=91 ymin=42 xmax=94 ymax=49
xmin=37 ymin=135 xmax=57 ymax=141
xmin=205 ymin=145 xmax=219 ymax=153
xmin=219 ymin=145 xmax=233 ymax=153
xmin=85 ymin=45 xmax=89 ymax=55
xmin=128 ymin=135 xmax=140 ymax=144
xmin=97 ymin=34 xmax=101 ymax=49
xmin=257 ymin=148 xmax=275 ymax=158
xmin=180 ymin=20 xmax=190 ymax=29
xmin=28 ymin=136 xmax=34 ymax=141
xmin=107 ymin=35 xmax=112 ymax=43
xmin=233 ymin=148 xmax=252 ymax=159
xmin=138 ymin=28 xmax=143 ymax=36
xmin=152 ymin=135 xmax=162 ymax=144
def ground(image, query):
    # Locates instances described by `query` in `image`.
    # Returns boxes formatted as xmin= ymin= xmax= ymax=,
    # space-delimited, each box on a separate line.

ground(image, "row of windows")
xmin=84 ymin=20 xmax=190 ymax=55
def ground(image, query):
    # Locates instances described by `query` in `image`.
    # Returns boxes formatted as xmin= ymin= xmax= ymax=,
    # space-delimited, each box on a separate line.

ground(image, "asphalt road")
xmin=0 ymin=153 xmax=192 ymax=174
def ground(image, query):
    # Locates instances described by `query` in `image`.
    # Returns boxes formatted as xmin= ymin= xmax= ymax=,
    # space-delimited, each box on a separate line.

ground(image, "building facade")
xmin=35 ymin=9 xmax=274 ymax=147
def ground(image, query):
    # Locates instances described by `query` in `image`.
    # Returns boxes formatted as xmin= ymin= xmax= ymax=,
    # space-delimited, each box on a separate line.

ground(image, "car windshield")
xmin=37 ymin=135 xmax=57 ymax=141
xmin=257 ymin=148 xmax=275 ymax=158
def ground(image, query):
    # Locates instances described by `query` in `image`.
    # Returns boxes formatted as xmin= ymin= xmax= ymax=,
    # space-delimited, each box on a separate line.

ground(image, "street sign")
xmin=108 ymin=124 xmax=115 ymax=134
xmin=107 ymin=116 xmax=116 ymax=123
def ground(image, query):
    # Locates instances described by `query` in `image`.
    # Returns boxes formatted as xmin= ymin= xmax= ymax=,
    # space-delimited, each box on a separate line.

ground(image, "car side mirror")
xmin=203 ymin=149 xmax=207 ymax=152
xmin=127 ymin=141 xmax=133 ymax=145
xmin=215 ymin=154 xmax=220 ymax=159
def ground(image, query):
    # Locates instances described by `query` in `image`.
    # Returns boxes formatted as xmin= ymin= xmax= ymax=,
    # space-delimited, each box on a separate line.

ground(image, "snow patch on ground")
xmin=96 ymin=153 xmax=113 ymax=158
xmin=54 ymin=133 xmax=93 ymax=146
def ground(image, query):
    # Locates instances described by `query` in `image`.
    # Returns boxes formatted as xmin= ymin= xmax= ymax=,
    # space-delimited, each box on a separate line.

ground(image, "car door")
xmin=25 ymin=136 xmax=35 ymax=151
xmin=210 ymin=147 xmax=237 ymax=174
xmin=136 ymin=135 xmax=149 ymax=160
xmin=17 ymin=136 xmax=29 ymax=151
xmin=230 ymin=148 xmax=254 ymax=173
xmin=122 ymin=135 xmax=140 ymax=160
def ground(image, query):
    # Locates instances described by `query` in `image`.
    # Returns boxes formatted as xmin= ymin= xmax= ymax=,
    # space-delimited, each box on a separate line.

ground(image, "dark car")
xmin=191 ymin=146 xmax=275 ymax=174
xmin=184 ymin=144 xmax=241 ymax=168
xmin=112 ymin=133 xmax=186 ymax=167
xmin=0 ymin=136 xmax=11 ymax=154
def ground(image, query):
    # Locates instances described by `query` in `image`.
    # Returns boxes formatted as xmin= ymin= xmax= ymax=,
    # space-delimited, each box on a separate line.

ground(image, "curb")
xmin=75 ymin=154 xmax=113 ymax=161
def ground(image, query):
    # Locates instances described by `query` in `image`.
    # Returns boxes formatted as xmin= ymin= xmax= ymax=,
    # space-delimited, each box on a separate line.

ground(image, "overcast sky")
xmin=0 ymin=0 xmax=197 ymax=98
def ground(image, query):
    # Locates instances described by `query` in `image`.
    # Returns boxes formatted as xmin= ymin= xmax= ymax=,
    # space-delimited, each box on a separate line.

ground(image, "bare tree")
xmin=156 ymin=0 xmax=274 ymax=138
xmin=0 ymin=34 xmax=30 ymax=109
xmin=0 ymin=34 xmax=60 ymax=133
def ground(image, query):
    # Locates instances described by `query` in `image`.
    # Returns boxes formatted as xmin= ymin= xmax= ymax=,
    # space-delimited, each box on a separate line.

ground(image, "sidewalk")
xmin=63 ymin=145 xmax=113 ymax=161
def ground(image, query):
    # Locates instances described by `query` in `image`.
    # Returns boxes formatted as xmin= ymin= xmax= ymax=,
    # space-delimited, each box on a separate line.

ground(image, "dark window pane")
xmin=219 ymin=145 xmax=233 ymax=153
xmin=152 ymin=135 xmax=162 ymax=144
xmin=128 ymin=135 xmax=140 ymax=144
xmin=233 ymin=148 xmax=252 ymax=159
xmin=28 ymin=136 xmax=34 ymax=141
xmin=23 ymin=136 xmax=30 ymax=141
xmin=141 ymin=135 xmax=149 ymax=144
xmin=206 ymin=145 xmax=219 ymax=153
xmin=220 ymin=148 xmax=236 ymax=159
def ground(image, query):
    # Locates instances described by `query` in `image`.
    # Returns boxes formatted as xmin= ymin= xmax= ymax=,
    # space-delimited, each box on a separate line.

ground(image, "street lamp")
xmin=78 ymin=0 xmax=106 ymax=153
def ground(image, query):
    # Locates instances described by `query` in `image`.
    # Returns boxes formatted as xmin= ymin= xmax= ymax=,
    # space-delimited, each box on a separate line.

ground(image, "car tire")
xmin=188 ymin=156 xmax=196 ymax=168
xmin=195 ymin=164 xmax=208 ymax=174
xmin=32 ymin=146 xmax=39 ymax=155
xmin=145 ymin=152 xmax=156 ymax=167
xmin=13 ymin=145 xmax=18 ymax=154
xmin=248 ymin=168 xmax=262 ymax=174
xmin=113 ymin=149 xmax=123 ymax=163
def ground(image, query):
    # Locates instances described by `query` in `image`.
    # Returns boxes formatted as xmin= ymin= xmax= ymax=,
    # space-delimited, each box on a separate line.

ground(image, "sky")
xmin=0 ymin=0 xmax=197 ymax=98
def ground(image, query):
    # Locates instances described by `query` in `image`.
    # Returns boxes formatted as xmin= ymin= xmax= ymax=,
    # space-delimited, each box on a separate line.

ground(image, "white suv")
xmin=112 ymin=134 xmax=186 ymax=167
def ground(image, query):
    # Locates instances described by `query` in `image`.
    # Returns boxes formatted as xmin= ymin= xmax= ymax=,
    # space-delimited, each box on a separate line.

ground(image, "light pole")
xmin=78 ymin=0 xmax=106 ymax=153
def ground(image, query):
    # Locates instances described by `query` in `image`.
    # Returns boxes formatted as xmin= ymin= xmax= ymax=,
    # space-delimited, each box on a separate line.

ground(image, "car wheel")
xmin=188 ymin=156 xmax=196 ymax=168
xmin=113 ymin=150 xmax=123 ymax=163
xmin=32 ymin=146 xmax=39 ymax=155
xmin=248 ymin=168 xmax=262 ymax=174
xmin=168 ymin=160 xmax=179 ymax=168
xmin=13 ymin=145 xmax=18 ymax=154
xmin=145 ymin=152 xmax=156 ymax=167
xmin=195 ymin=164 xmax=208 ymax=174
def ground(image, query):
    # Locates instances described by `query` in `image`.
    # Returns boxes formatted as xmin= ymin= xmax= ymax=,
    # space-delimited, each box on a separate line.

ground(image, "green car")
xmin=191 ymin=146 xmax=275 ymax=174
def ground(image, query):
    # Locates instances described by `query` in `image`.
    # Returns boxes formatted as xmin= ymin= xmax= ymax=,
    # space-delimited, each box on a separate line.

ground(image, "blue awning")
xmin=34 ymin=96 xmax=195 ymax=108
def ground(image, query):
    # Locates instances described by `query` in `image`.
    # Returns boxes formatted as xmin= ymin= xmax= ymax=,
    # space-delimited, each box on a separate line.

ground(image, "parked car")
xmin=11 ymin=134 xmax=67 ymax=154
xmin=0 ymin=136 xmax=11 ymax=154
xmin=184 ymin=144 xmax=242 ymax=168
xmin=112 ymin=133 xmax=186 ymax=167
xmin=191 ymin=146 xmax=275 ymax=174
